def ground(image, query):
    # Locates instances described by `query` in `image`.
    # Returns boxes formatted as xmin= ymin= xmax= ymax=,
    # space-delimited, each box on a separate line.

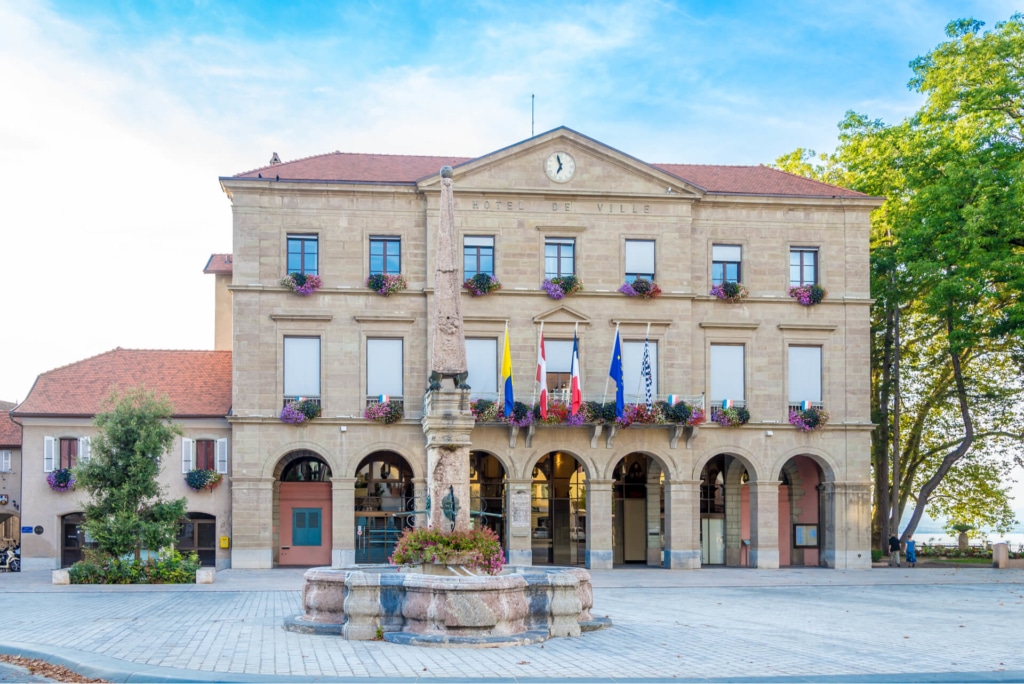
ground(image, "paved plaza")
xmin=1 ymin=566 xmax=1023 ymax=682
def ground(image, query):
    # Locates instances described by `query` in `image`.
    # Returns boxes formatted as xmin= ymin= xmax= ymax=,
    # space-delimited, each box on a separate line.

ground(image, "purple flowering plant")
xmin=505 ymin=401 xmax=534 ymax=428
xmin=619 ymin=278 xmax=662 ymax=299
xmin=463 ymin=273 xmax=502 ymax=297
xmin=541 ymin=275 xmax=582 ymax=299
xmin=710 ymin=282 xmax=748 ymax=303
xmin=280 ymin=272 xmax=322 ymax=295
xmin=280 ymin=399 xmax=321 ymax=425
xmin=788 ymin=284 xmax=827 ymax=306
xmin=364 ymin=399 xmax=404 ymax=424
xmin=789 ymin=406 xmax=829 ymax=431
xmin=615 ymin=403 xmax=664 ymax=429
xmin=713 ymin=406 xmax=750 ymax=427
xmin=389 ymin=527 xmax=504 ymax=575
xmin=366 ymin=273 xmax=407 ymax=296
xmin=47 ymin=468 xmax=75 ymax=492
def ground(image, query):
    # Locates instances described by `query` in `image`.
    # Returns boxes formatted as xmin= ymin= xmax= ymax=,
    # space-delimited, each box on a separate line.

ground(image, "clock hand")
xmin=556 ymin=155 xmax=563 ymax=173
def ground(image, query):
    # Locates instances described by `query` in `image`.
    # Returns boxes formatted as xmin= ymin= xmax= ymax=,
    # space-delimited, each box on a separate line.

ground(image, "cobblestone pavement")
xmin=1 ymin=566 xmax=1023 ymax=682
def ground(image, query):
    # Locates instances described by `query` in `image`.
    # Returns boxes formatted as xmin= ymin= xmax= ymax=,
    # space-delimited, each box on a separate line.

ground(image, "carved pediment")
xmin=533 ymin=304 xmax=591 ymax=327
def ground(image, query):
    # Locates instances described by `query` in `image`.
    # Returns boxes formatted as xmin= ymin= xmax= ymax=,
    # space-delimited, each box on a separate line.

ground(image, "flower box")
xmin=541 ymin=275 xmax=582 ymax=299
xmin=280 ymin=272 xmax=322 ymax=295
xmin=789 ymin=405 xmax=829 ymax=431
xmin=281 ymin=399 xmax=322 ymax=424
xmin=619 ymin=278 xmax=662 ymax=299
xmin=366 ymin=273 xmax=407 ymax=296
xmin=463 ymin=273 xmax=502 ymax=297
xmin=364 ymin=399 xmax=404 ymax=424
xmin=710 ymin=282 xmax=748 ymax=303
xmin=47 ymin=468 xmax=75 ymax=492
xmin=184 ymin=469 xmax=222 ymax=492
xmin=788 ymin=284 xmax=827 ymax=306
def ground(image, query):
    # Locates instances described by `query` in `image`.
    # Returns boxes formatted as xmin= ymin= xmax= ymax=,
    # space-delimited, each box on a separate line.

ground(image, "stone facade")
xmin=221 ymin=127 xmax=880 ymax=570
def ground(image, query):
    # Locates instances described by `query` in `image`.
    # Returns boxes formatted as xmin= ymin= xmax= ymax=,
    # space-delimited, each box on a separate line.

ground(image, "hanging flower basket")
xmin=463 ymin=273 xmax=502 ymax=297
xmin=533 ymin=400 xmax=587 ymax=426
xmin=47 ymin=468 xmax=75 ymax=492
xmin=710 ymin=282 xmax=748 ymax=303
xmin=619 ymin=278 xmax=662 ymax=299
xmin=788 ymin=284 xmax=827 ymax=306
xmin=615 ymin=403 xmax=664 ymax=429
xmin=280 ymin=399 xmax=322 ymax=425
xmin=364 ymin=399 xmax=404 ymax=424
xmin=470 ymin=399 xmax=500 ymax=422
xmin=504 ymin=401 xmax=534 ymax=428
xmin=366 ymin=273 xmax=407 ymax=296
xmin=541 ymin=275 xmax=582 ymax=300
xmin=185 ymin=469 xmax=222 ymax=492
xmin=280 ymin=272 xmax=322 ymax=296
xmin=789 ymin=406 xmax=829 ymax=431
xmin=714 ymin=406 xmax=750 ymax=427
xmin=658 ymin=400 xmax=706 ymax=427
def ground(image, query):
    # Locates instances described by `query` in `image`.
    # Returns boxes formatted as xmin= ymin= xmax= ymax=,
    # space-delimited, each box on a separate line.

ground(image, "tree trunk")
xmin=874 ymin=305 xmax=895 ymax=548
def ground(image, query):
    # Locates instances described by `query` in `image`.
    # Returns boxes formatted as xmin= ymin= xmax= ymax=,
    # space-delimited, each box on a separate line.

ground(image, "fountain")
xmin=284 ymin=167 xmax=611 ymax=646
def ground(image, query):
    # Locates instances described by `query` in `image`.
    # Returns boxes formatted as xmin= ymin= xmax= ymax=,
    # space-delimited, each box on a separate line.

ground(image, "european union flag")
xmin=609 ymin=330 xmax=624 ymax=418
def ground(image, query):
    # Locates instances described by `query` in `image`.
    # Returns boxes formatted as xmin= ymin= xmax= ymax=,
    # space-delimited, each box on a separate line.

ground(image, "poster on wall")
xmin=511 ymin=490 xmax=530 ymax=528
xmin=794 ymin=524 xmax=818 ymax=548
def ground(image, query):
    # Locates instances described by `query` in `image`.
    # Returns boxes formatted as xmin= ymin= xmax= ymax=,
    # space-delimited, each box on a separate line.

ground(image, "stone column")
xmin=412 ymin=477 xmax=427 ymax=530
xmin=586 ymin=480 xmax=614 ymax=569
xmin=663 ymin=479 xmax=701 ymax=569
xmin=749 ymin=481 xmax=780 ymax=569
xmin=230 ymin=476 xmax=275 ymax=569
xmin=422 ymin=389 xmax=474 ymax=533
xmin=332 ymin=477 xmax=356 ymax=568
xmin=723 ymin=482 xmax=743 ymax=565
xmin=506 ymin=478 xmax=533 ymax=566
xmin=820 ymin=481 xmax=872 ymax=569
xmin=646 ymin=461 xmax=663 ymax=566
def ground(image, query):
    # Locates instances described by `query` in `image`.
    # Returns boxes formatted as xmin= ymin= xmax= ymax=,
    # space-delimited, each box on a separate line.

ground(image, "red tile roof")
xmin=13 ymin=349 xmax=232 ymax=418
xmin=0 ymin=401 xmax=20 ymax=448
xmin=204 ymin=253 xmax=233 ymax=274
xmin=226 ymin=137 xmax=866 ymax=198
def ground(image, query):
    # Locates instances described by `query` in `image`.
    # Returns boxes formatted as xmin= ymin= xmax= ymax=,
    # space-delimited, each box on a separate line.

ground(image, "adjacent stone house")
xmin=12 ymin=349 xmax=233 ymax=570
xmin=0 ymin=401 xmax=22 ymax=547
xmin=217 ymin=127 xmax=881 ymax=570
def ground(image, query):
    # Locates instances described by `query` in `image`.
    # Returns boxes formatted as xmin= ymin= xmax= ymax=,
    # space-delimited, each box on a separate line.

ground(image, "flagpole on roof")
xmin=603 ymin=321 xmax=620 ymax=404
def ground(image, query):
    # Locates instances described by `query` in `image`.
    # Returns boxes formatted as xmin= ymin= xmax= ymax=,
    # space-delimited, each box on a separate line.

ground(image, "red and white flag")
xmin=570 ymin=332 xmax=582 ymax=416
xmin=536 ymin=331 xmax=548 ymax=419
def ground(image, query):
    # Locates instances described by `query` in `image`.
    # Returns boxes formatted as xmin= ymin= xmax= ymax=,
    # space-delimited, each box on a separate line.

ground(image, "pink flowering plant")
xmin=541 ymin=275 xmax=583 ymax=299
xmin=47 ymin=468 xmax=75 ymax=492
xmin=469 ymin=399 xmax=500 ymax=422
xmin=615 ymin=403 xmax=664 ymax=429
xmin=619 ymin=278 xmax=662 ymax=299
xmin=366 ymin=273 xmax=407 ymax=296
xmin=280 ymin=272 xmax=322 ymax=296
xmin=789 ymin=406 xmax=829 ymax=431
xmin=710 ymin=282 xmax=748 ymax=303
xmin=364 ymin=399 xmax=404 ymax=424
xmin=390 ymin=527 xmax=504 ymax=575
xmin=280 ymin=399 xmax=321 ymax=425
xmin=463 ymin=273 xmax=502 ymax=297
xmin=788 ymin=284 xmax=827 ymax=306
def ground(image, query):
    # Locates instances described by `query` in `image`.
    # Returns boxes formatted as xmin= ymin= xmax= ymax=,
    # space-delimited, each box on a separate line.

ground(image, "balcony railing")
xmin=709 ymin=399 xmax=746 ymax=423
xmin=788 ymin=401 xmax=824 ymax=414
xmin=282 ymin=395 xmax=321 ymax=408
xmin=466 ymin=392 xmax=704 ymax=410
xmin=365 ymin=395 xmax=405 ymax=409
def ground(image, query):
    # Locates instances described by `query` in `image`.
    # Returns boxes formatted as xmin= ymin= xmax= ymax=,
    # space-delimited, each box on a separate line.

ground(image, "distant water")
xmin=911 ymin=528 xmax=1024 ymax=550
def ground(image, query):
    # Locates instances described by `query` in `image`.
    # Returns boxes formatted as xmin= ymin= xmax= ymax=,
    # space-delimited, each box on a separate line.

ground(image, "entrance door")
xmin=701 ymin=518 xmax=725 ymax=565
xmin=293 ymin=508 xmax=322 ymax=547
xmin=61 ymin=513 xmax=85 ymax=567
xmin=531 ymin=452 xmax=586 ymax=566
xmin=279 ymin=482 xmax=332 ymax=566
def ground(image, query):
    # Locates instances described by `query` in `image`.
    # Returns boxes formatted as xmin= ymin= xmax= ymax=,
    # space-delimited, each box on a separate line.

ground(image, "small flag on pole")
xmin=570 ymin=332 xmax=582 ymax=416
xmin=378 ymin=394 xmax=389 ymax=404
xmin=641 ymin=334 xmax=653 ymax=409
xmin=801 ymin=400 xmax=812 ymax=411
xmin=722 ymin=399 xmax=734 ymax=409
xmin=536 ymin=330 xmax=548 ymax=420
xmin=502 ymin=323 xmax=515 ymax=417
xmin=667 ymin=394 xmax=679 ymax=405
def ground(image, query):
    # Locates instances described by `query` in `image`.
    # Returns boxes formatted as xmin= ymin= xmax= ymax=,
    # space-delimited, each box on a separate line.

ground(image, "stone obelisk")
xmin=422 ymin=166 xmax=473 ymax=534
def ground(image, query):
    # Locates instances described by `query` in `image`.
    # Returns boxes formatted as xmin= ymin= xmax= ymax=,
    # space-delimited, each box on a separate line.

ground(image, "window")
xmin=59 ymin=438 xmax=78 ymax=469
xmin=544 ymin=238 xmax=575 ymax=279
xmin=543 ymin=340 xmax=574 ymax=396
xmin=367 ymin=338 xmax=404 ymax=398
xmin=625 ymin=240 xmax=655 ymax=282
xmin=284 ymin=337 xmax=321 ymax=403
xmin=182 ymin=438 xmax=229 ymax=474
xmin=790 ymin=248 xmax=818 ymax=286
xmin=465 ymin=338 xmax=498 ymax=398
xmin=464 ymin=236 xmax=495 ymax=279
xmin=710 ymin=345 xmax=745 ymax=403
xmin=712 ymin=245 xmax=742 ymax=285
xmin=0 ymin=450 xmax=10 ymax=473
xmin=370 ymin=237 xmax=401 ymax=275
xmin=788 ymin=346 xmax=822 ymax=406
xmin=622 ymin=340 xmax=658 ymax=403
xmin=196 ymin=439 xmax=216 ymax=471
xmin=287 ymin=235 xmax=318 ymax=275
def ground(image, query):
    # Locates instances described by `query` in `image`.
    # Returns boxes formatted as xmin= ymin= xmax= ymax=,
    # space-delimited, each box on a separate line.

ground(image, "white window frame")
xmin=463 ymin=236 xmax=495 ymax=279
xmin=79 ymin=437 xmax=91 ymax=464
xmin=182 ymin=437 xmax=195 ymax=473
xmin=216 ymin=438 xmax=229 ymax=474
xmin=43 ymin=435 xmax=55 ymax=473
xmin=0 ymin=450 xmax=10 ymax=473
xmin=712 ymin=244 xmax=742 ymax=285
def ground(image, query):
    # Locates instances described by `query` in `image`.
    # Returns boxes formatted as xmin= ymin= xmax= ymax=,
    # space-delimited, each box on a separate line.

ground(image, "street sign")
xmin=21 ymin=526 xmax=32 ymax=533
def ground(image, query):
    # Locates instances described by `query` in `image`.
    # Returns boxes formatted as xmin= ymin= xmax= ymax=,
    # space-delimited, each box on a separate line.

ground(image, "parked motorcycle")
xmin=0 ymin=544 xmax=20 ymax=572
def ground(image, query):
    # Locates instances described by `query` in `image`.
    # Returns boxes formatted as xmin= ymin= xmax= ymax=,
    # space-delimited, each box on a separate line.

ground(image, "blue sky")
xmin=0 ymin=0 xmax=1017 ymax=403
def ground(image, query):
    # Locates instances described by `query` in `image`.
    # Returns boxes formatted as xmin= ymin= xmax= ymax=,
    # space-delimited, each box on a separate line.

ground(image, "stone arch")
xmin=691 ymin=446 xmax=761 ymax=482
xmin=601 ymin=448 xmax=675 ymax=481
xmin=261 ymin=440 xmax=338 ymax=480
xmin=774 ymin=453 xmax=827 ymax=567
xmin=468 ymin=447 xmax=514 ymax=480
xmin=345 ymin=441 xmax=425 ymax=480
xmin=523 ymin=448 xmax=595 ymax=482
xmin=769 ymin=447 xmax=837 ymax=483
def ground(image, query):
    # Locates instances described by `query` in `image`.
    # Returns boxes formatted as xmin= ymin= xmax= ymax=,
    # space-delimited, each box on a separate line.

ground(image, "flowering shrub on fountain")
xmin=390 ymin=527 xmax=505 ymax=575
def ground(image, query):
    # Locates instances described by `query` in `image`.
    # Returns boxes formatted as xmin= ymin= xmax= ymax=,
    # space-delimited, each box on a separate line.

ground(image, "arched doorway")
xmin=469 ymin=451 xmax=507 ymax=550
xmin=277 ymin=450 xmax=332 ymax=566
xmin=60 ymin=512 xmax=95 ymax=567
xmin=531 ymin=452 xmax=586 ymax=566
xmin=778 ymin=455 xmax=824 ymax=566
xmin=177 ymin=513 xmax=216 ymax=566
xmin=699 ymin=455 xmax=752 ymax=566
xmin=354 ymin=451 xmax=414 ymax=564
xmin=0 ymin=513 xmax=20 ymax=548
xmin=612 ymin=454 xmax=663 ymax=565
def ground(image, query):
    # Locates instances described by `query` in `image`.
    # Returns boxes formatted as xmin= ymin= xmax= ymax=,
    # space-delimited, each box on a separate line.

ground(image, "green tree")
xmin=75 ymin=388 xmax=186 ymax=560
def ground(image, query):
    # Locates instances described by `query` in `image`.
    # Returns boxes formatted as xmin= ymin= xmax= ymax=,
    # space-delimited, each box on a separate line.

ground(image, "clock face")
xmin=545 ymin=151 xmax=576 ymax=183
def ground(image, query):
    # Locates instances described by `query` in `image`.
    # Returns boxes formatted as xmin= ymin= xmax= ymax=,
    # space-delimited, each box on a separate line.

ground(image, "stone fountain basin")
xmin=284 ymin=564 xmax=610 ymax=647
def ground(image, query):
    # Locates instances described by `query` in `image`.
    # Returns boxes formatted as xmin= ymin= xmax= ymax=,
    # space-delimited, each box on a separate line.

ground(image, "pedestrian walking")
xmin=905 ymin=534 xmax=917 ymax=568
xmin=888 ymin=534 xmax=901 ymax=567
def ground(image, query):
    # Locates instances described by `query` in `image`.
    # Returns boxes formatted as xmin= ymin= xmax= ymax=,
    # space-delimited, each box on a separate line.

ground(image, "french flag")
xmin=536 ymin=332 xmax=548 ymax=419
xmin=570 ymin=332 xmax=581 ymax=416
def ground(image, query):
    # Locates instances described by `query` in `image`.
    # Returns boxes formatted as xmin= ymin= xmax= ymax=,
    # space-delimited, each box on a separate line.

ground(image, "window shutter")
xmin=43 ymin=436 xmax=55 ymax=472
xmin=0 ymin=450 xmax=10 ymax=473
xmin=182 ymin=438 xmax=194 ymax=473
xmin=79 ymin=437 xmax=91 ymax=463
xmin=216 ymin=438 xmax=228 ymax=474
